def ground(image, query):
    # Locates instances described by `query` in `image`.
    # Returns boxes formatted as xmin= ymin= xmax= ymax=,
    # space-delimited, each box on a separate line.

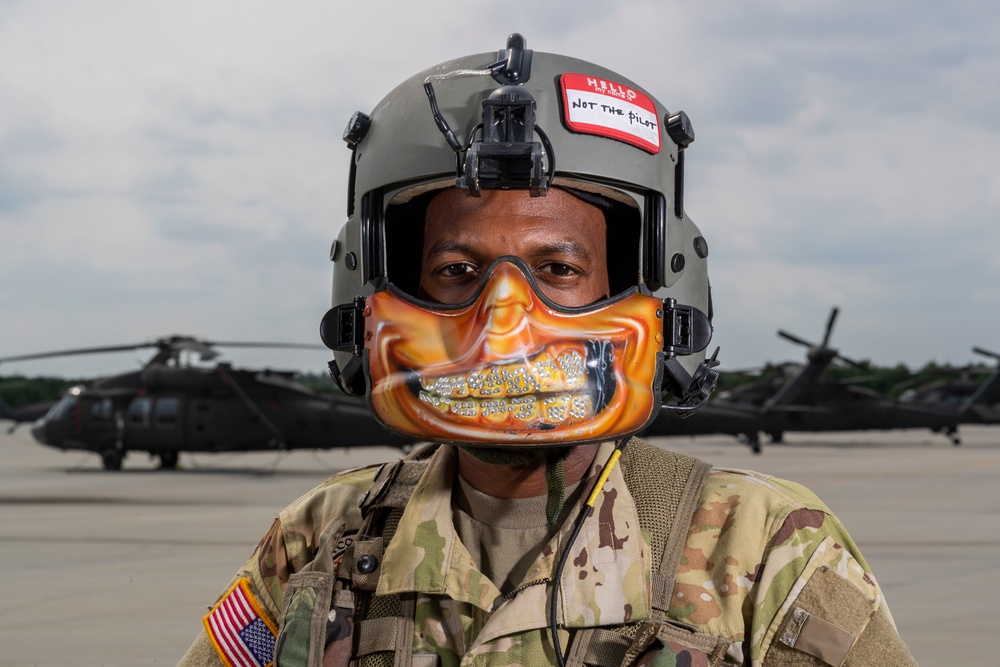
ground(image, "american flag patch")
xmin=203 ymin=578 xmax=277 ymax=667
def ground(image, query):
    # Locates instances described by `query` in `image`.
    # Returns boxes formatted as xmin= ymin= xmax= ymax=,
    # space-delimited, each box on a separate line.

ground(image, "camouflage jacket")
xmin=178 ymin=440 xmax=916 ymax=666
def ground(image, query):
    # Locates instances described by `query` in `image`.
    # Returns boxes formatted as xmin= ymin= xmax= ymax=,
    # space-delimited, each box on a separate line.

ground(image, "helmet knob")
xmin=343 ymin=111 xmax=372 ymax=149
xmin=666 ymin=111 xmax=695 ymax=148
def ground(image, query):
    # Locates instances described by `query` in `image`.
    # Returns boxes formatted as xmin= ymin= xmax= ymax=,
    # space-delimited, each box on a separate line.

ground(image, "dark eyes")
xmin=438 ymin=263 xmax=479 ymax=279
xmin=435 ymin=261 xmax=579 ymax=282
xmin=540 ymin=262 xmax=576 ymax=278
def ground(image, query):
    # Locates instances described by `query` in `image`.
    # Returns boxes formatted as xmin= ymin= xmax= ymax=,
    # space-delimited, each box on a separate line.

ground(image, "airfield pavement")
xmin=1 ymin=423 xmax=997 ymax=666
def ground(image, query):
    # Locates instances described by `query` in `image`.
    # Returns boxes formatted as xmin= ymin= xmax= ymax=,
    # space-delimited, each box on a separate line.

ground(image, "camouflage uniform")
xmin=179 ymin=440 xmax=916 ymax=666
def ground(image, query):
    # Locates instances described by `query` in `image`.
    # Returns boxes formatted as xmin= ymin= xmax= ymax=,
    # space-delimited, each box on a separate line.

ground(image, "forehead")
xmin=423 ymin=188 xmax=606 ymax=248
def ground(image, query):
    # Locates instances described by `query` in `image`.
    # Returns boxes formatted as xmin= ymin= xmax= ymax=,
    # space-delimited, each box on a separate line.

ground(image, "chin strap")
xmin=663 ymin=346 xmax=721 ymax=417
xmin=545 ymin=450 xmax=569 ymax=525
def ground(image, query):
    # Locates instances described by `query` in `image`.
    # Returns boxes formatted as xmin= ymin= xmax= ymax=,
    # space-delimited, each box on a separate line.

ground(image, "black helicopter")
xmin=644 ymin=308 xmax=999 ymax=452
xmin=0 ymin=336 xmax=416 ymax=470
xmin=897 ymin=347 xmax=1000 ymax=424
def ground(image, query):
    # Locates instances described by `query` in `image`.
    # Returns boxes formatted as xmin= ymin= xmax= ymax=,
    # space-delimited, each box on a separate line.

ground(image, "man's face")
xmin=420 ymin=188 xmax=610 ymax=307
xmin=361 ymin=186 xmax=664 ymax=444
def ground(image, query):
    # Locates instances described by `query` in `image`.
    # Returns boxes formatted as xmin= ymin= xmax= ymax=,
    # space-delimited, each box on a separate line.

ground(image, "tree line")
xmin=1 ymin=362 xmax=992 ymax=409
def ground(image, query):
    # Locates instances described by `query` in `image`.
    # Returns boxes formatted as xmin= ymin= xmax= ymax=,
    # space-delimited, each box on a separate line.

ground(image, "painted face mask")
xmin=363 ymin=258 xmax=667 ymax=445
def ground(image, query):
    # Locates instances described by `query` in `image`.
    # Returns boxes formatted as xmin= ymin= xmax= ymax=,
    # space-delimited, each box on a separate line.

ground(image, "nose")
xmin=480 ymin=263 xmax=533 ymax=334
xmin=475 ymin=262 xmax=538 ymax=357
xmin=31 ymin=419 xmax=49 ymax=445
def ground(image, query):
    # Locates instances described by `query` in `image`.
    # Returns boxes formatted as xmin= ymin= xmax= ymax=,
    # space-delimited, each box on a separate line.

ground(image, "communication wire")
xmin=548 ymin=438 xmax=629 ymax=667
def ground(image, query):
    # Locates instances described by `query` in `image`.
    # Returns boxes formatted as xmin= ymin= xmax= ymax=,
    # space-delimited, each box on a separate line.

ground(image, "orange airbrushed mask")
xmin=362 ymin=258 xmax=667 ymax=445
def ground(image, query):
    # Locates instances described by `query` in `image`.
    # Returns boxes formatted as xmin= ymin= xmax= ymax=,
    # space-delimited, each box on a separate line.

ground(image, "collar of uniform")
xmin=376 ymin=444 xmax=502 ymax=610
xmin=376 ymin=441 xmax=652 ymax=632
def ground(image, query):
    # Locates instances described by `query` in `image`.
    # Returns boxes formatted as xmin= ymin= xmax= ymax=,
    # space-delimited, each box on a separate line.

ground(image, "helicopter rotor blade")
xmin=206 ymin=342 xmax=326 ymax=350
xmin=1 ymin=338 xmax=326 ymax=366
xmin=777 ymin=330 xmax=816 ymax=349
xmin=835 ymin=353 xmax=868 ymax=370
xmin=821 ymin=306 xmax=840 ymax=348
xmin=0 ymin=343 xmax=155 ymax=364
xmin=973 ymin=346 xmax=1000 ymax=362
xmin=837 ymin=373 xmax=886 ymax=385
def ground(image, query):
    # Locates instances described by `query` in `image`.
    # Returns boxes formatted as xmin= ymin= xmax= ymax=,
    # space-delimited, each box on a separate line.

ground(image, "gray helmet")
xmin=321 ymin=34 xmax=717 ymax=429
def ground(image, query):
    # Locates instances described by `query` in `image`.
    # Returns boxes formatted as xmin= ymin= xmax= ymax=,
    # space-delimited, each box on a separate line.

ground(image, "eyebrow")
xmin=533 ymin=241 xmax=594 ymax=261
xmin=424 ymin=239 xmax=478 ymax=259
xmin=423 ymin=239 xmax=594 ymax=261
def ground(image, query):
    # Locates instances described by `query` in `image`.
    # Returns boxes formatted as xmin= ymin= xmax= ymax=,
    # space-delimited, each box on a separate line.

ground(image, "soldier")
xmin=179 ymin=35 xmax=917 ymax=667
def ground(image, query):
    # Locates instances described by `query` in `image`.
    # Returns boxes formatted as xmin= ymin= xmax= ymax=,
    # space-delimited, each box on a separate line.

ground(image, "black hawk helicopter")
xmin=644 ymin=308 xmax=1000 ymax=452
xmin=0 ymin=336 xmax=416 ymax=470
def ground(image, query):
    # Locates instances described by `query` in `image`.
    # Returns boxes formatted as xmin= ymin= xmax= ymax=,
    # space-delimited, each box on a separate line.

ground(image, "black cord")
xmin=548 ymin=440 xmax=629 ymax=667
xmin=549 ymin=504 xmax=589 ymax=667
xmin=535 ymin=125 xmax=556 ymax=191
xmin=422 ymin=60 xmax=506 ymax=155
xmin=423 ymin=81 xmax=462 ymax=153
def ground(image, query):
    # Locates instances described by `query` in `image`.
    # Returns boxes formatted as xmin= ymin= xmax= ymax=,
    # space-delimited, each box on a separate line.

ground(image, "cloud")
xmin=1 ymin=0 xmax=999 ymax=378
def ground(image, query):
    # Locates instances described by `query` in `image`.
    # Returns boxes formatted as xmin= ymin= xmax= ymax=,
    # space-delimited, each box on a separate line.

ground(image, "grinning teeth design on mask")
xmin=405 ymin=340 xmax=618 ymax=428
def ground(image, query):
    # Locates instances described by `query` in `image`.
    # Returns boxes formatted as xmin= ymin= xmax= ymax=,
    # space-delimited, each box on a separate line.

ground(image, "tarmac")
xmin=1 ymin=422 xmax=997 ymax=666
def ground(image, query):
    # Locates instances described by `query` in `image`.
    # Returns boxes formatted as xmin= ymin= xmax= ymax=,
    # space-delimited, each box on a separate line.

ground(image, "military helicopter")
xmin=644 ymin=308 xmax=998 ymax=452
xmin=0 ymin=336 xmax=416 ymax=470
xmin=897 ymin=347 xmax=1000 ymax=424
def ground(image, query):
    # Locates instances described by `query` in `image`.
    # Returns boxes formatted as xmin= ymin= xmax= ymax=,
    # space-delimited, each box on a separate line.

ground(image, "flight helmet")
xmin=321 ymin=34 xmax=717 ymax=447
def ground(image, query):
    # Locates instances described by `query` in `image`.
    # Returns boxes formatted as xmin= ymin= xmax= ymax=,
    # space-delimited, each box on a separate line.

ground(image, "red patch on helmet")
xmin=560 ymin=73 xmax=661 ymax=154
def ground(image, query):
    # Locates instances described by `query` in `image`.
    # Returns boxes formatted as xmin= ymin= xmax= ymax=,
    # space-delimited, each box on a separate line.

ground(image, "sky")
xmin=1 ymin=0 xmax=998 ymax=379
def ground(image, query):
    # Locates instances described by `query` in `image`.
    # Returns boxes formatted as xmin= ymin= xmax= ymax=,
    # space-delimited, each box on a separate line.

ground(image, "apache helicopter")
xmin=0 ymin=336 xmax=416 ymax=470
xmin=643 ymin=308 xmax=999 ymax=452
xmin=897 ymin=347 xmax=1000 ymax=424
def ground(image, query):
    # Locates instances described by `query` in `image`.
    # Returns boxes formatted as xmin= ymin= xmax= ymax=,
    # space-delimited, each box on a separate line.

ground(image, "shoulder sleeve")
xmin=177 ymin=464 xmax=380 ymax=666
xmin=176 ymin=629 xmax=227 ymax=667
xmin=750 ymin=480 xmax=918 ymax=666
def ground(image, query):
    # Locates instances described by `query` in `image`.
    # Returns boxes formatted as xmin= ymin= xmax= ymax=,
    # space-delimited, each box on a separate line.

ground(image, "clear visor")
xmin=381 ymin=181 xmax=644 ymax=304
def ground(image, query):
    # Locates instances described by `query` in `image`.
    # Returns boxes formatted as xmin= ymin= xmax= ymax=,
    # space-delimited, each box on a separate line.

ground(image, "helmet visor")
xmin=382 ymin=182 xmax=643 ymax=302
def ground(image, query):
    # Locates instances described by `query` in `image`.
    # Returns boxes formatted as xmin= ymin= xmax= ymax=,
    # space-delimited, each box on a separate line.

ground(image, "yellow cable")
xmin=584 ymin=448 xmax=622 ymax=507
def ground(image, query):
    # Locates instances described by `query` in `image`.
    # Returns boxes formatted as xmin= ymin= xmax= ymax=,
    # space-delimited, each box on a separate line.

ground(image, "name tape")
xmin=560 ymin=73 xmax=661 ymax=153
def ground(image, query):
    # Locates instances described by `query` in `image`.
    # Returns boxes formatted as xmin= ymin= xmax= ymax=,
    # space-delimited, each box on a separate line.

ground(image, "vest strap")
xmin=582 ymin=628 xmax=633 ymax=666
xmin=655 ymin=457 xmax=712 ymax=613
xmin=354 ymin=616 xmax=400 ymax=657
xmin=568 ymin=438 xmax=716 ymax=664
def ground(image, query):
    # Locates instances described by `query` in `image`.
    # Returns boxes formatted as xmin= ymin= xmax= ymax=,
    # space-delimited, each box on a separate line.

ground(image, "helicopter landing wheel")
xmin=158 ymin=451 xmax=180 ymax=469
xmin=101 ymin=449 xmax=124 ymax=471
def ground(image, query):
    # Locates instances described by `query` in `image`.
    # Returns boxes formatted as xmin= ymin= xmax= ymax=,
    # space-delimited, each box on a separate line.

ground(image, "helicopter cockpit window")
xmin=46 ymin=394 xmax=78 ymax=421
xmin=154 ymin=398 xmax=180 ymax=429
xmin=91 ymin=398 xmax=114 ymax=421
xmin=127 ymin=398 xmax=152 ymax=428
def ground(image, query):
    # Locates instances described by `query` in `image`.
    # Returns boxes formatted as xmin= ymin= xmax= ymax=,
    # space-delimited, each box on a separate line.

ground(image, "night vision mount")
xmin=423 ymin=33 xmax=553 ymax=195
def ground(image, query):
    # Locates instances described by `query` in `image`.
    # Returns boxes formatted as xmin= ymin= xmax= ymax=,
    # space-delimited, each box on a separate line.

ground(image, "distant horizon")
xmin=3 ymin=351 xmax=996 ymax=384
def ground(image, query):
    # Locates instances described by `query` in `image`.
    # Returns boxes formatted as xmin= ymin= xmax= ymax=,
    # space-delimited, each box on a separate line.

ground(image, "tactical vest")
xmin=273 ymin=438 xmax=733 ymax=667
